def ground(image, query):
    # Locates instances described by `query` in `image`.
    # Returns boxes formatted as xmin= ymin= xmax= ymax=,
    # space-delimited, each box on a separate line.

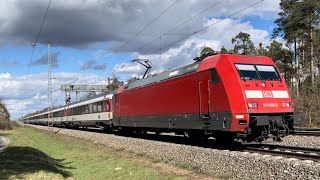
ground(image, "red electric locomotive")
xmin=113 ymin=54 xmax=303 ymax=142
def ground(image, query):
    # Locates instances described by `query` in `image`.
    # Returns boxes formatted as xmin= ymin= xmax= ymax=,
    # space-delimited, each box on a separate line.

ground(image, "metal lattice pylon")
xmin=47 ymin=43 xmax=53 ymax=129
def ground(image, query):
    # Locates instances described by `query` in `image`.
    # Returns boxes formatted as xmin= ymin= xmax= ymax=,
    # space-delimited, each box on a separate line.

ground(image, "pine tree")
xmin=231 ymin=32 xmax=256 ymax=55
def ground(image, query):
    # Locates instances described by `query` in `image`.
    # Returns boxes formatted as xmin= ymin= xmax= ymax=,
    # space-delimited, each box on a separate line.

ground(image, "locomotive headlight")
xmin=282 ymin=102 xmax=291 ymax=107
xmin=248 ymin=102 xmax=258 ymax=108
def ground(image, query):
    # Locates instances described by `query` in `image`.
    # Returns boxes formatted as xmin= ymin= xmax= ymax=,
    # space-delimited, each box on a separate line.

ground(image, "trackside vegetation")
xmin=0 ymin=98 xmax=11 ymax=130
xmin=0 ymin=127 xmax=195 ymax=179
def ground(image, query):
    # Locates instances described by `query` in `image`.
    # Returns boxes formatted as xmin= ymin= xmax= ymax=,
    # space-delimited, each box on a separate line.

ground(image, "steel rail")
xmin=244 ymin=144 xmax=320 ymax=162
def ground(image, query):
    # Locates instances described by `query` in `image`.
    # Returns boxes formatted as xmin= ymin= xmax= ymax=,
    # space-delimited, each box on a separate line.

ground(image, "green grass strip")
xmin=0 ymin=127 xmax=187 ymax=180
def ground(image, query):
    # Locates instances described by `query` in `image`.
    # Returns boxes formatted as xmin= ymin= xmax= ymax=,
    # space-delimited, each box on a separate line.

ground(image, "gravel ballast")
xmin=25 ymin=125 xmax=320 ymax=179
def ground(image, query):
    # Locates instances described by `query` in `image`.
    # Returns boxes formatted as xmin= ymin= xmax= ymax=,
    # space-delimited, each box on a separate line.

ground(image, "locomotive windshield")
xmin=255 ymin=65 xmax=280 ymax=81
xmin=235 ymin=64 xmax=280 ymax=81
xmin=235 ymin=64 xmax=259 ymax=80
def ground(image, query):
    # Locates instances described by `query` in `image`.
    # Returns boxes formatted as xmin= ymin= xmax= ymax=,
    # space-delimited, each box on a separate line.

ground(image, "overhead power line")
xmin=26 ymin=0 xmax=52 ymax=78
xmin=105 ymin=0 xmax=182 ymax=59
xmin=145 ymin=0 xmax=263 ymax=57
xmin=107 ymin=0 xmax=224 ymax=66
xmin=134 ymin=0 xmax=224 ymax=53
xmin=69 ymin=0 xmax=182 ymax=84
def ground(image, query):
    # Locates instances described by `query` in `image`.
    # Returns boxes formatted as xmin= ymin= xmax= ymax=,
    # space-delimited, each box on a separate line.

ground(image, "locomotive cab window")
xmin=210 ymin=69 xmax=220 ymax=83
xmin=256 ymin=65 xmax=280 ymax=81
xmin=235 ymin=64 xmax=259 ymax=80
xmin=235 ymin=64 xmax=281 ymax=81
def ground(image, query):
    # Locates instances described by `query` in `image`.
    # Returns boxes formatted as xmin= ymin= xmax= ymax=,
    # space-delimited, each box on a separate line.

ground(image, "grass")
xmin=0 ymin=127 xmax=194 ymax=180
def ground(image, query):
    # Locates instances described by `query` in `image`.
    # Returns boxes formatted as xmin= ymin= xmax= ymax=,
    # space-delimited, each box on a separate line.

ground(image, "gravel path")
xmin=26 ymin=125 xmax=320 ymax=179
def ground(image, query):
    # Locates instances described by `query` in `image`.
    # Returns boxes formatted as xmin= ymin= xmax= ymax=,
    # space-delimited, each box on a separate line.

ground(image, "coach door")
xmin=198 ymin=69 xmax=220 ymax=120
xmin=64 ymin=107 xmax=69 ymax=122
xmin=103 ymin=98 xmax=111 ymax=119
xmin=198 ymin=70 xmax=211 ymax=120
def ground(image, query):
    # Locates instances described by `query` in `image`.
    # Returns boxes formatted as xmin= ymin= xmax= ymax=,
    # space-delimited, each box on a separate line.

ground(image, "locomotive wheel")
xmin=103 ymin=125 xmax=113 ymax=134
xmin=187 ymin=131 xmax=206 ymax=144
xmin=214 ymin=134 xmax=238 ymax=147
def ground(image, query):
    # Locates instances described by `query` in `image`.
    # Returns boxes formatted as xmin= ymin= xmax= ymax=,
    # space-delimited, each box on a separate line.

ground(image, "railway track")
xmin=294 ymin=128 xmax=320 ymax=131
xmin=293 ymin=129 xmax=320 ymax=136
xmin=293 ymin=131 xmax=320 ymax=136
xmin=244 ymin=144 xmax=320 ymax=162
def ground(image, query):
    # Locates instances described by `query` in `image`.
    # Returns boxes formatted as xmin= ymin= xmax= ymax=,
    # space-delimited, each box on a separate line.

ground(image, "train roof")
xmin=23 ymin=91 xmax=115 ymax=119
xmin=123 ymin=54 xmax=274 ymax=91
xmin=124 ymin=61 xmax=201 ymax=91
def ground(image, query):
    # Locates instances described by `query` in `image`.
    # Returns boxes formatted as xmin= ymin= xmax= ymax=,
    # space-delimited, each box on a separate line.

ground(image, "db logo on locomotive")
xmin=263 ymin=91 xmax=273 ymax=98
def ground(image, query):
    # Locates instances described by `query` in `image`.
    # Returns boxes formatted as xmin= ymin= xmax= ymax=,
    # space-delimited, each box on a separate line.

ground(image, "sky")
xmin=0 ymin=0 xmax=282 ymax=119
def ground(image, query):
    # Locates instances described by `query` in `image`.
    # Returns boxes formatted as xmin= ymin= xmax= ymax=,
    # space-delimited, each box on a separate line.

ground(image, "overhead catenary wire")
xmin=64 ymin=0 xmax=182 ymax=85
xmin=26 ymin=0 xmax=52 ymax=78
xmin=107 ymin=1 xmax=263 ymax=83
xmin=106 ymin=0 xmax=224 ymax=66
xmin=144 ymin=0 xmax=264 ymax=57
xmin=104 ymin=0 xmax=182 ymax=60
xmin=65 ymin=0 xmax=180 ymax=86
xmin=133 ymin=0 xmax=224 ymax=54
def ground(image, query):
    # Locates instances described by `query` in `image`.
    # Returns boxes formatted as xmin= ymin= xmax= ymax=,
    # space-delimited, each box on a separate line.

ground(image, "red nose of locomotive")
xmin=229 ymin=61 xmax=303 ymax=142
xmin=243 ymin=82 xmax=293 ymax=113
xmin=234 ymin=63 xmax=293 ymax=113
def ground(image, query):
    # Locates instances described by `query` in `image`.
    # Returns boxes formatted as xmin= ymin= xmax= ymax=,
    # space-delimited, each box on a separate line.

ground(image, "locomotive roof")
xmin=123 ymin=54 xmax=274 ymax=91
xmin=124 ymin=61 xmax=201 ymax=91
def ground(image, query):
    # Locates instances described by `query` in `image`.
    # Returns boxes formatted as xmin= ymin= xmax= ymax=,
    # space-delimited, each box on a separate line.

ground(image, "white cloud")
xmin=0 ymin=73 xmax=11 ymax=79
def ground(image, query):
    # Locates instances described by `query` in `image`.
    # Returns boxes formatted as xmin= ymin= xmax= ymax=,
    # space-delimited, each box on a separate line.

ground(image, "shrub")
xmin=0 ymin=98 xmax=11 ymax=130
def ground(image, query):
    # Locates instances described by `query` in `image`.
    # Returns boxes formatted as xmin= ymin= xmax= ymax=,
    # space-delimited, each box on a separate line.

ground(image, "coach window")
xmin=85 ymin=105 xmax=89 ymax=114
xmin=74 ymin=107 xmax=77 ymax=115
xmin=89 ymin=104 xmax=93 ymax=113
xmin=93 ymin=103 xmax=97 ymax=113
xmin=75 ymin=107 xmax=78 ymax=115
xmin=210 ymin=69 xmax=220 ymax=83
xmin=106 ymin=101 xmax=110 ymax=111
xmin=82 ymin=106 xmax=85 ymax=114
xmin=81 ymin=106 xmax=85 ymax=114
xmin=97 ymin=102 xmax=102 ymax=112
